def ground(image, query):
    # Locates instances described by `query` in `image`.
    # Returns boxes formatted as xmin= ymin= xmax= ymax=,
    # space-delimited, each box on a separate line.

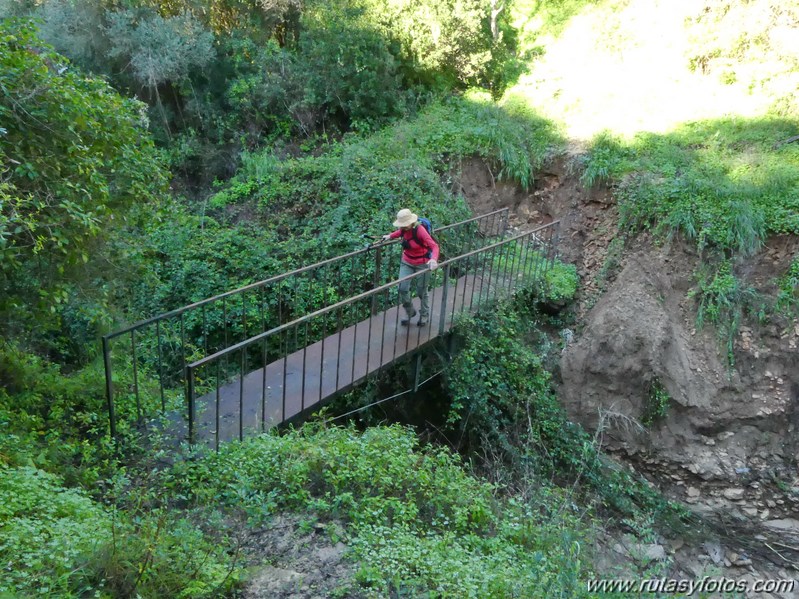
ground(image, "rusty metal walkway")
xmin=102 ymin=211 xmax=559 ymax=446
xmin=192 ymin=275 xmax=480 ymax=445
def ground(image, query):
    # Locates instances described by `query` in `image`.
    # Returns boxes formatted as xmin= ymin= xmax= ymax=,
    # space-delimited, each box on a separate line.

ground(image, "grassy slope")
xmin=507 ymin=0 xmax=798 ymax=139
xmin=504 ymin=0 xmax=799 ymax=345
xmin=506 ymin=0 xmax=799 ymax=246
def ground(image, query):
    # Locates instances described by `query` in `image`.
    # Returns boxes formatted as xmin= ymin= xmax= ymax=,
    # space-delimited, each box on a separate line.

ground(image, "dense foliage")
xmin=0 ymin=20 xmax=168 ymax=342
xmin=3 ymin=0 xmax=521 ymax=185
xmin=0 ymin=466 xmax=236 ymax=597
xmin=1 ymin=0 xmax=797 ymax=594
xmin=136 ymin=94 xmax=560 ymax=316
xmin=166 ymin=423 xmax=603 ymax=597
xmin=444 ymin=293 xmax=687 ymax=522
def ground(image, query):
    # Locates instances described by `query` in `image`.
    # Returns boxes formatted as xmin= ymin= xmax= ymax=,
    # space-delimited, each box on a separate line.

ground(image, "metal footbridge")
xmin=103 ymin=209 xmax=559 ymax=448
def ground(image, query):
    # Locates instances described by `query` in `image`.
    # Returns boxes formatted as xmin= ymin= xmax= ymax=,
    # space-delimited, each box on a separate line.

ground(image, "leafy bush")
xmin=542 ymin=258 xmax=580 ymax=303
xmin=0 ymin=467 xmax=109 ymax=596
xmin=444 ymin=297 xmax=685 ymax=523
xmin=132 ymin=209 xmax=284 ymax=315
xmin=316 ymin=0 xmax=518 ymax=93
xmin=82 ymin=511 xmax=237 ymax=599
xmin=0 ymin=341 xmax=170 ymax=486
xmin=106 ymin=8 xmax=215 ymax=107
xmin=298 ymin=10 xmax=406 ymax=131
xmin=0 ymin=342 xmax=116 ymax=486
xmin=167 ymin=423 xmax=604 ymax=596
xmin=171 ymin=424 xmax=495 ymax=532
xmin=0 ymin=466 xmax=237 ymax=597
xmin=0 ymin=19 xmax=168 ymax=338
xmin=445 ymin=301 xmax=567 ymax=462
xmin=222 ymin=37 xmax=302 ymax=144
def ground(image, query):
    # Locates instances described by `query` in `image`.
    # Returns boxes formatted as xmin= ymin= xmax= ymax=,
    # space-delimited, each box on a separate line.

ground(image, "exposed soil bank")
xmin=457 ymin=155 xmax=799 ymax=591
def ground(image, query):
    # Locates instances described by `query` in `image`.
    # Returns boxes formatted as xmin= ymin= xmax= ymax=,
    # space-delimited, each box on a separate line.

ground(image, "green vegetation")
xmin=0 ymin=466 xmax=236 ymax=598
xmin=166 ymin=424 xmax=602 ymax=597
xmin=614 ymin=118 xmax=798 ymax=255
xmin=689 ymin=262 xmax=762 ymax=364
xmin=542 ymin=259 xmax=580 ymax=304
xmin=642 ymin=378 xmax=671 ymax=427
xmin=3 ymin=0 xmax=521 ymax=183
xmin=444 ymin=293 xmax=683 ymax=521
xmin=2 ymin=0 xmax=797 ymax=594
xmin=776 ymin=255 xmax=799 ymax=316
xmin=0 ymin=19 xmax=167 ymax=345
xmin=578 ymin=131 xmax=633 ymax=188
xmin=1 ymin=466 xmax=110 ymax=597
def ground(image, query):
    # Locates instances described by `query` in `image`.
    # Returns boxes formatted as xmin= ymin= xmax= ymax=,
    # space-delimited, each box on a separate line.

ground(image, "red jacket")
xmin=389 ymin=224 xmax=440 ymax=266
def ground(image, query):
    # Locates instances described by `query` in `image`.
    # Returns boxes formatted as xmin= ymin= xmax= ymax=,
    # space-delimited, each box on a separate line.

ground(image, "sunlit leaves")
xmin=0 ymin=20 xmax=167 ymax=325
xmin=106 ymin=8 xmax=215 ymax=90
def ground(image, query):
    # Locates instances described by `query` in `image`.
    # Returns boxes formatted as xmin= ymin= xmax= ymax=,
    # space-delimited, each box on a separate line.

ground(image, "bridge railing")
xmin=186 ymin=221 xmax=559 ymax=448
xmin=102 ymin=208 xmax=509 ymax=438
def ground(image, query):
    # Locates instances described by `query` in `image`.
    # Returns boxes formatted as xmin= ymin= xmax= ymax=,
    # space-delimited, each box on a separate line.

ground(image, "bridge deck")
xmin=193 ymin=274 xmax=487 ymax=445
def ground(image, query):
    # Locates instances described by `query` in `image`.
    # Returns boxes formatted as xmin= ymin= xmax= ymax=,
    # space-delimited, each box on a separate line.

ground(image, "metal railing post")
xmin=216 ymin=360 xmax=221 ymax=451
xmin=131 ymin=329 xmax=140 ymax=421
xmin=239 ymin=349 xmax=245 ymax=441
xmin=156 ymin=319 xmax=165 ymax=413
xmin=372 ymin=244 xmax=382 ymax=316
xmin=187 ymin=365 xmax=196 ymax=445
xmin=102 ymin=336 xmax=116 ymax=440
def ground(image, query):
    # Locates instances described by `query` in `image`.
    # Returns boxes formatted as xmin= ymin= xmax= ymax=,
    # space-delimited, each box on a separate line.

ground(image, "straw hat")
xmin=393 ymin=208 xmax=418 ymax=228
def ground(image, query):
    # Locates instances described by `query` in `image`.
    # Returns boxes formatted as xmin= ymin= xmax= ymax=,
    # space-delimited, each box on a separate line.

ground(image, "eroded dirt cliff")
xmin=458 ymin=155 xmax=799 ymax=591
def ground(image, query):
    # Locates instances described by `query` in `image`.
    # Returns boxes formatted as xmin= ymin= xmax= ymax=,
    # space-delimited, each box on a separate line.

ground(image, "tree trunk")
xmin=490 ymin=0 xmax=505 ymax=42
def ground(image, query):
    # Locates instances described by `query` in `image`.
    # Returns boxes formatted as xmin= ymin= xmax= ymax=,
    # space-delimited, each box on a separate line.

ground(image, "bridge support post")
xmin=446 ymin=332 xmax=455 ymax=363
xmin=413 ymin=353 xmax=423 ymax=392
xmin=187 ymin=366 xmax=196 ymax=445
xmin=102 ymin=335 xmax=116 ymax=440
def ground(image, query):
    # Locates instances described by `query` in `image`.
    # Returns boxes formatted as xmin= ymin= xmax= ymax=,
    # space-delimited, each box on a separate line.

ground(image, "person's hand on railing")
xmin=427 ymin=259 xmax=438 ymax=271
xmin=360 ymin=234 xmax=391 ymax=248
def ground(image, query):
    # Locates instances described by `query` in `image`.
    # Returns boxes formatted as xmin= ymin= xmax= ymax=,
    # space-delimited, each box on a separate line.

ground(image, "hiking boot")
xmin=417 ymin=317 xmax=428 ymax=327
xmin=400 ymin=308 xmax=417 ymax=326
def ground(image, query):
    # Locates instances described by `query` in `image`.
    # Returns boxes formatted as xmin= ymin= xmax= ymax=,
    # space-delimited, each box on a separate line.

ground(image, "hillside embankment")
xmin=458 ymin=156 xmax=799 ymax=592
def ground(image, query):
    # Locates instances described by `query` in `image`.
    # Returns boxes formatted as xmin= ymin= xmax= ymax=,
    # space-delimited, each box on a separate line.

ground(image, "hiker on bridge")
xmin=382 ymin=208 xmax=439 ymax=327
